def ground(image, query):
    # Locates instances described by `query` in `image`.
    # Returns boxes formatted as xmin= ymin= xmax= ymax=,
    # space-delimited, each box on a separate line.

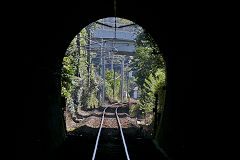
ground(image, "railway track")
xmin=92 ymin=104 xmax=130 ymax=160
xmin=54 ymin=103 xmax=167 ymax=160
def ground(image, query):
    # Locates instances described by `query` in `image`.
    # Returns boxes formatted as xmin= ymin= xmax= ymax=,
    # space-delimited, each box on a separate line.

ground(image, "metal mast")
xmin=120 ymin=57 xmax=124 ymax=103
xmin=102 ymin=39 xmax=105 ymax=104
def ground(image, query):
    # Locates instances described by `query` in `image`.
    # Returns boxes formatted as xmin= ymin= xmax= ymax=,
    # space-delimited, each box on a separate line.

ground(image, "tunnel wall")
xmin=17 ymin=1 xmax=188 ymax=159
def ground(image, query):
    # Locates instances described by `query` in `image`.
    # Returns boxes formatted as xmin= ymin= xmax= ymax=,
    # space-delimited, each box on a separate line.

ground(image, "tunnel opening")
xmin=60 ymin=17 xmax=167 ymax=159
xmin=17 ymin=2 xmax=187 ymax=160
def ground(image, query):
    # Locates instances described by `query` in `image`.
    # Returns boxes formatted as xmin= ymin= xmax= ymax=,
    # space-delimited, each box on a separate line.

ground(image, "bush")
xmin=129 ymin=103 xmax=142 ymax=117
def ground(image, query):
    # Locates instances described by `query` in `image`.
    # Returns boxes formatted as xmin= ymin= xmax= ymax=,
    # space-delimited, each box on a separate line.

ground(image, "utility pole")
xmin=102 ymin=39 xmax=105 ymax=104
xmin=126 ymin=71 xmax=129 ymax=102
xmin=87 ymin=31 xmax=91 ymax=87
xmin=76 ymin=33 xmax=81 ymax=77
xmin=120 ymin=56 xmax=124 ymax=103
xmin=111 ymin=52 xmax=113 ymax=71
xmin=113 ymin=67 xmax=115 ymax=101
xmin=98 ymin=40 xmax=103 ymax=106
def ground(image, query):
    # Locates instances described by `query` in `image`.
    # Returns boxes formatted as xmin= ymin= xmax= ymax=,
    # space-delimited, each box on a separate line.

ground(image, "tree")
xmin=130 ymin=45 xmax=165 ymax=90
xmin=61 ymin=27 xmax=99 ymax=117
xmin=130 ymin=36 xmax=166 ymax=113
xmin=141 ymin=68 xmax=166 ymax=112
xmin=105 ymin=69 xmax=121 ymax=102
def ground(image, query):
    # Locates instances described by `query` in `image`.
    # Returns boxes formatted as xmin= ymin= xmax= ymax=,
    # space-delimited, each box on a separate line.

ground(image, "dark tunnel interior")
xmin=15 ymin=1 xmax=190 ymax=160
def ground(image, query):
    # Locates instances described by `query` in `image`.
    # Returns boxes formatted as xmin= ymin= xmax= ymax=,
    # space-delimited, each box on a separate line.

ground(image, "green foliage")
xmin=129 ymin=103 xmax=142 ymax=117
xmin=140 ymin=68 xmax=166 ymax=112
xmin=144 ymin=68 xmax=165 ymax=95
xmin=61 ymin=18 xmax=166 ymax=119
xmin=80 ymin=67 xmax=99 ymax=109
xmin=130 ymin=39 xmax=166 ymax=114
xmin=105 ymin=69 xmax=121 ymax=101
xmin=61 ymin=56 xmax=77 ymax=102
xmin=130 ymin=45 xmax=165 ymax=91
xmin=61 ymin=27 xmax=99 ymax=114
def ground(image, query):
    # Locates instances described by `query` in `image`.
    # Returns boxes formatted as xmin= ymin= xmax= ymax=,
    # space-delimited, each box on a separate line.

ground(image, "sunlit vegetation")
xmin=61 ymin=18 xmax=166 ymax=123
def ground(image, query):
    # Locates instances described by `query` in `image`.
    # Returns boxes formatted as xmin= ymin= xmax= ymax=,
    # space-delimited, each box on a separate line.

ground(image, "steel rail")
xmin=92 ymin=107 xmax=108 ymax=160
xmin=115 ymin=107 xmax=131 ymax=160
xmin=92 ymin=106 xmax=130 ymax=160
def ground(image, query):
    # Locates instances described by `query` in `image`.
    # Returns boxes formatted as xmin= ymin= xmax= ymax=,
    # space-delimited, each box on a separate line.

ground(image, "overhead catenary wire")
xmin=71 ymin=16 xmax=136 ymax=104
xmin=95 ymin=21 xmax=136 ymax=29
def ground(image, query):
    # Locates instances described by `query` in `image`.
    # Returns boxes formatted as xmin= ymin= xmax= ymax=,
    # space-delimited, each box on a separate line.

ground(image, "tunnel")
xmin=17 ymin=1 xmax=189 ymax=160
